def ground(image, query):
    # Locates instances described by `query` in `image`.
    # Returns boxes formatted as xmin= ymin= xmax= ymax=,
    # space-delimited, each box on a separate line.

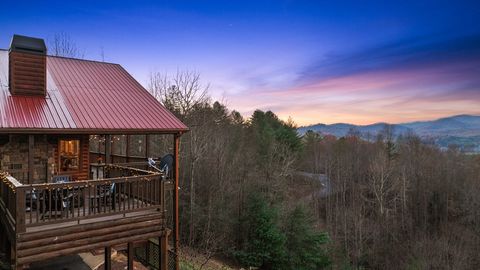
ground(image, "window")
xmin=59 ymin=139 xmax=80 ymax=172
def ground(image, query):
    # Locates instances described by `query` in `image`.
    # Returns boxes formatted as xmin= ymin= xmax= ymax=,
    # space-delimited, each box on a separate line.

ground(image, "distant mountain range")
xmin=298 ymin=115 xmax=480 ymax=152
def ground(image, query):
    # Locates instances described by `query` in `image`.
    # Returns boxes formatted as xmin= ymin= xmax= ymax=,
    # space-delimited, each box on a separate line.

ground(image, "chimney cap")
xmin=10 ymin=34 xmax=46 ymax=55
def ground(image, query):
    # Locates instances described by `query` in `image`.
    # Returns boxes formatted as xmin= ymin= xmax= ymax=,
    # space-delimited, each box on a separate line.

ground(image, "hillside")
xmin=298 ymin=114 xmax=480 ymax=152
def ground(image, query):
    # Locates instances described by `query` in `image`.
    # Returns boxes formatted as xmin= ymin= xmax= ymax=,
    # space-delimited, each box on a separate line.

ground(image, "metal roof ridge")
xmin=47 ymin=54 xmax=121 ymax=66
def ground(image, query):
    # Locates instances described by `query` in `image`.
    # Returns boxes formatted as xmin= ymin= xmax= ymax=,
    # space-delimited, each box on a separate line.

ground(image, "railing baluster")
xmin=36 ymin=189 xmax=40 ymax=223
xmin=88 ymin=183 xmax=92 ymax=215
xmin=61 ymin=187 xmax=66 ymax=219
xmin=83 ymin=186 xmax=86 ymax=217
xmin=128 ymin=181 xmax=131 ymax=210
xmin=113 ymin=181 xmax=117 ymax=212
xmin=94 ymin=183 xmax=98 ymax=214
xmin=136 ymin=179 xmax=140 ymax=209
xmin=149 ymin=178 xmax=152 ymax=205
xmin=103 ymin=183 xmax=107 ymax=214
xmin=49 ymin=189 xmax=52 ymax=221
xmin=77 ymin=186 xmax=80 ymax=218
xmin=147 ymin=179 xmax=150 ymax=205
xmin=146 ymin=179 xmax=150 ymax=205
xmin=140 ymin=179 xmax=143 ymax=206
xmin=122 ymin=180 xmax=125 ymax=211
xmin=29 ymin=188 xmax=32 ymax=224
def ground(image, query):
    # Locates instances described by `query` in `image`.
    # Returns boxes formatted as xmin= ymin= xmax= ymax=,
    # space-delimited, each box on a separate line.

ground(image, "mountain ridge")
xmin=298 ymin=114 xmax=480 ymax=152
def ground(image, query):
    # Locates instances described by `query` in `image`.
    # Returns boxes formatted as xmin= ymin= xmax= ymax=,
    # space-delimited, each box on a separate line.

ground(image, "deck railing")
xmin=0 ymin=165 xmax=167 ymax=234
xmin=0 ymin=172 xmax=23 ymax=234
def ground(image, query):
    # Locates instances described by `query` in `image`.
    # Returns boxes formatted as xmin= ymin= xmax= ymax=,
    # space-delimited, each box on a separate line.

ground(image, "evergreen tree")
xmin=235 ymin=194 xmax=286 ymax=270
xmin=284 ymin=205 xmax=331 ymax=270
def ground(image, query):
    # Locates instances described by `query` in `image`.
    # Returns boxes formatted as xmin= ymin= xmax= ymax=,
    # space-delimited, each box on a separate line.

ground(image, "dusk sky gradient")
xmin=1 ymin=0 xmax=479 ymax=125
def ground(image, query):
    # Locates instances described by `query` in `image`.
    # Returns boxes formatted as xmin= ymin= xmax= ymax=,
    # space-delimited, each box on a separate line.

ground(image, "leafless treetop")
xmin=48 ymin=32 xmax=85 ymax=59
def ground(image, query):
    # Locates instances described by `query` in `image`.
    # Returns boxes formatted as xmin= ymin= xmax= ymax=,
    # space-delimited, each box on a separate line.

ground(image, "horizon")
xmin=299 ymin=113 xmax=480 ymax=128
xmin=1 ymin=1 xmax=479 ymax=126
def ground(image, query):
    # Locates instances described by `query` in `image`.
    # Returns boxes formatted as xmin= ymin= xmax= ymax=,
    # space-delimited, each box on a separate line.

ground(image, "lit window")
xmin=59 ymin=140 xmax=80 ymax=172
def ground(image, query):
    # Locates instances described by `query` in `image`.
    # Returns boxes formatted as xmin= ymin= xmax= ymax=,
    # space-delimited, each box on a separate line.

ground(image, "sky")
xmin=0 ymin=0 xmax=479 ymax=125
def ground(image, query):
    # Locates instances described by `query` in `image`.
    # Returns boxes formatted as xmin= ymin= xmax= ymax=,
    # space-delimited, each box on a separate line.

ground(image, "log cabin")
xmin=0 ymin=35 xmax=187 ymax=270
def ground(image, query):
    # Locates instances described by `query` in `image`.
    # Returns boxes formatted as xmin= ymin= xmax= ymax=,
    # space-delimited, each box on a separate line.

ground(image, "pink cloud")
xmin=227 ymin=62 xmax=480 ymax=125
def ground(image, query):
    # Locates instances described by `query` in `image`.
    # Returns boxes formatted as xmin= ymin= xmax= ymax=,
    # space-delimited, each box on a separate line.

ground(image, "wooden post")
xmin=16 ymin=188 xmax=26 ymax=234
xmin=127 ymin=242 xmax=134 ymax=270
xmin=173 ymin=133 xmax=180 ymax=270
xmin=105 ymin=135 xmax=112 ymax=164
xmin=160 ymin=233 xmax=168 ymax=270
xmin=9 ymin=241 xmax=15 ymax=270
xmin=145 ymin=134 xmax=150 ymax=158
xmin=28 ymin=135 xmax=34 ymax=184
xmin=126 ymin=135 xmax=130 ymax=163
xmin=0 ymin=224 xmax=5 ymax=254
xmin=44 ymin=135 xmax=49 ymax=182
xmin=104 ymin=246 xmax=111 ymax=270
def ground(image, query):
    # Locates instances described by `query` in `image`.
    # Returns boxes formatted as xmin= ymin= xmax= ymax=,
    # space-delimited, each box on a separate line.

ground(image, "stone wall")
xmin=0 ymin=135 xmax=56 ymax=184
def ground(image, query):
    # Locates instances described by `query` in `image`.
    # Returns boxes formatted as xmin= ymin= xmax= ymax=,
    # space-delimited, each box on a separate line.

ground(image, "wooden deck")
xmin=0 ymin=164 xmax=171 ymax=269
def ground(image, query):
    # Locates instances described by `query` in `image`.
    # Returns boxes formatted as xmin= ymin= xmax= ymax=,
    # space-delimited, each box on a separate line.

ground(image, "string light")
xmin=0 ymin=171 xmax=17 ymax=192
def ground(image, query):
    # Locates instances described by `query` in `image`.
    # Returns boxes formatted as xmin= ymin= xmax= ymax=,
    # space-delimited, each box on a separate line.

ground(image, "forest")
xmin=149 ymin=71 xmax=480 ymax=270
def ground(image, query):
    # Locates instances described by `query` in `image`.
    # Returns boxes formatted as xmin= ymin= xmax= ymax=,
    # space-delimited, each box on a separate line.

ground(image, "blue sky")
xmin=1 ymin=0 xmax=479 ymax=125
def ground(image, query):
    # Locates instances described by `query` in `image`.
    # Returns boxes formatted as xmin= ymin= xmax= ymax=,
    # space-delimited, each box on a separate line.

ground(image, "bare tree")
xmin=148 ymin=70 xmax=212 ymax=246
xmin=48 ymin=32 xmax=85 ymax=58
xmin=148 ymin=70 xmax=209 ymax=117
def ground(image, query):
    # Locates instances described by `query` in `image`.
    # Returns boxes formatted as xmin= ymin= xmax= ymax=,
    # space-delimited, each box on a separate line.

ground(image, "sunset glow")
xmin=1 ymin=1 xmax=479 ymax=125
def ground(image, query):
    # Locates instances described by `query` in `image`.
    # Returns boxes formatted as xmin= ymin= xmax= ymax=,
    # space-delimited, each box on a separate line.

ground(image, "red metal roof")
xmin=0 ymin=50 xmax=187 ymax=133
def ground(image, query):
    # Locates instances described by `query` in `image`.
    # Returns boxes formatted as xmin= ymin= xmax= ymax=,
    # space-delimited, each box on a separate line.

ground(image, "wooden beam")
xmin=127 ymin=242 xmax=134 ymax=270
xmin=28 ymin=135 xmax=34 ymax=184
xmin=126 ymin=135 xmax=130 ymax=163
xmin=173 ymin=134 xmax=180 ymax=270
xmin=104 ymin=246 xmax=111 ymax=270
xmin=10 ymin=241 xmax=16 ymax=270
xmin=160 ymin=234 xmax=168 ymax=270
xmin=18 ymin=213 xmax=162 ymax=242
xmin=18 ymin=219 xmax=162 ymax=250
xmin=17 ymin=224 xmax=163 ymax=257
xmin=145 ymin=134 xmax=150 ymax=158
xmin=44 ymin=135 xmax=48 ymax=182
xmin=15 ymin=189 xmax=26 ymax=234
xmin=18 ymin=231 xmax=164 ymax=265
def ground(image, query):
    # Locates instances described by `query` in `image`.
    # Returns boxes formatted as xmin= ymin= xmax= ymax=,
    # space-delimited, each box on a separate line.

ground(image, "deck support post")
xmin=160 ymin=233 xmax=168 ymax=270
xmin=10 ymin=241 xmax=24 ymax=270
xmin=127 ymin=242 xmax=134 ymax=270
xmin=104 ymin=246 xmax=112 ymax=270
xmin=9 ymin=241 xmax=15 ymax=270
xmin=28 ymin=135 xmax=34 ymax=184
xmin=0 ymin=223 xmax=6 ymax=254
xmin=173 ymin=133 xmax=180 ymax=270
